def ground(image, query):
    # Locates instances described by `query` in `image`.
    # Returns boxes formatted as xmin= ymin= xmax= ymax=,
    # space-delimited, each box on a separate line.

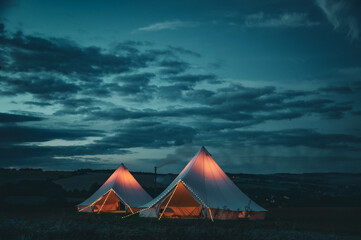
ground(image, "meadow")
xmin=1 ymin=169 xmax=360 ymax=240
xmin=1 ymin=207 xmax=361 ymax=240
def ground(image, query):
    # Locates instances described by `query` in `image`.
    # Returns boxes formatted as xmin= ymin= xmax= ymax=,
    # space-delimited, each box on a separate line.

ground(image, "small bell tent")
xmin=77 ymin=163 xmax=152 ymax=213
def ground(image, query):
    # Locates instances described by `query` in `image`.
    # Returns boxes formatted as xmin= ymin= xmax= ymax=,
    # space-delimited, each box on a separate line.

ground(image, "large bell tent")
xmin=139 ymin=146 xmax=266 ymax=220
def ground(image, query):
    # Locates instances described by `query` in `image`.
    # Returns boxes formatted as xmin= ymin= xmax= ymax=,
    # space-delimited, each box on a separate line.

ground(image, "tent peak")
xmin=200 ymin=146 xmax=211 ymax=156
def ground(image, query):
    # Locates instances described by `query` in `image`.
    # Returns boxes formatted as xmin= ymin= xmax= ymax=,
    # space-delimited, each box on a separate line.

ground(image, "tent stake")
xmin=208 ymin=208 xmax=214 ymax=222
xmin=97 ymin=191 xmax=111 ymax=214
xmin=158 ymin=182 xmax=180 ymax=220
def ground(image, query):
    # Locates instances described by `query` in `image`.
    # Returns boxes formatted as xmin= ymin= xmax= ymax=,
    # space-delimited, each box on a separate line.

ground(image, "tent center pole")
xmin=158 ymin=181 xmax=180 ymax=220
xmin=97 ymin=191 xmax=111 ymax=214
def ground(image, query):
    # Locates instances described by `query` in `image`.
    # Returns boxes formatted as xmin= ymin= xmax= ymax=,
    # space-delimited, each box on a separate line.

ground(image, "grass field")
xmin=1 ymin=207 xmax=360 ymax=240
xmin=1 ymin=169 xmax=360 ymax=240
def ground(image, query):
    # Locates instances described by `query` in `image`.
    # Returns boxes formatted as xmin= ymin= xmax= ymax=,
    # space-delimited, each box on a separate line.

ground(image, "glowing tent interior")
xmin=77 ymin=163 xmax=152 ymax=213
xmin=139 ymin=146 xmax=267 ymax=220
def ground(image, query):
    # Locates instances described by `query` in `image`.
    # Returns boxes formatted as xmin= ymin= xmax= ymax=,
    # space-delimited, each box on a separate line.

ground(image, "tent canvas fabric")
xmin=77 ymin=163 xmax=152 ymax=213
xmin=139 ymin=146 xmax=267 ymax=220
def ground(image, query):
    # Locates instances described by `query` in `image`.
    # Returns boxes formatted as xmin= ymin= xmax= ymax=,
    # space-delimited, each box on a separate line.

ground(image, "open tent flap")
xmin=93 ymin=190 xmax=125 ymax=213
xmin=157 ymin=181 xmax=207 ymax=219
xmin=80 ymin=189 xmax=133 ymax=213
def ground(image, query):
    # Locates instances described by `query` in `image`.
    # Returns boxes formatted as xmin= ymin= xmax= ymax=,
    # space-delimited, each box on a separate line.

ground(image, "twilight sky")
xmin=0 ymin=0 xmax=361 ymax=173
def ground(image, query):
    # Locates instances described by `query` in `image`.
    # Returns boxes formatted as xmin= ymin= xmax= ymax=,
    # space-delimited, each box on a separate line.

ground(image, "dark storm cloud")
xmin=318 ymin=85 xmax=353 ymax=94
xmin=0 ymin=125 xmax=103 ymax=144
xmin=90 ymin=105 xmax=291 ymax=124
xmin=0 ymin=144 xmax=130 ymax=168
xmin=0 ymin=121 xmax=195 ymax=167
xmin=0 ymin=15 xmax=359 ymax=173
xmin=283 ymin=99 xmax=353 ymax=119
xmin=183 ymin=88 xmax=214 ymax=101
xmin=0 ymin=123 xmax=129 ymax=168
xmin=185 ymin=85 xmax=348 ymax=120
xmin=167 ymin=74 xmax=219 ymax=84
xmin=199 ymin=128 xmax=361 ymax=150
xmin=157 ymin=83 xmax=193 ymax=100
xmin=185 ymin=84 xmax=277 ymax=107
xmin=0 ymin=112 xmax=42 ymax=123
xmin=89 ymin=105 xmax=254 ymax=122
xmin=353 ymin=110 xmax=361 ymax=116
xmin=159 ymin=59 xmax=190 ymax=75
xmin=155 ymin=144 xmax=199 ymax=168
xmin=88 ymin=82 xmax=352 ymax=123
xmin=278 ymin=90 xmax=313 ymax=98
xmin=167 ymin=46 xmax=201 ymax=58
xmin=112 ymin=40 xmax=153 ymax=54
xmin=0 ymin=31 xmax=146 ymax=77
xmin=112 ymin=73 xmax=155 ymax=94
xmin=4 ymin=124 xmax=359 ymax=168
xmin=317 ymin=103 xmax=353 ymax=119
xmin=57 ymin=98 xmax=105 ymax=109
xmin=0 ymin=26 xmax=208 ymax=109
xmin=23 ymin=101 xmax=52 ymax=107
xmin=98 ymin=121 xmax=196 ymax=148
xmin=1 ymin=75 xmax=80 ymax=100
xmin=78 ymin=80 xmax=115 ymax=98
xmin=52 ymin=97 xmax=112 ymax=116
xmin=181 ymin=85 xmax=350 ymax=121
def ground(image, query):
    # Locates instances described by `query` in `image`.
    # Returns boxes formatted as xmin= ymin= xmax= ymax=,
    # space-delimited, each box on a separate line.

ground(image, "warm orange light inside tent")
xmin=103 ymin=165 xmax=143 ymax=190
xmin=115 ymin=166 xmax=143 ymax=190
xmin=191 ymin=152 xmax=225 ymax=180
xmin=159 ymin=182 xmax=202 ymax=218
xmin=93 ymin=191 xmax=126 ymax=213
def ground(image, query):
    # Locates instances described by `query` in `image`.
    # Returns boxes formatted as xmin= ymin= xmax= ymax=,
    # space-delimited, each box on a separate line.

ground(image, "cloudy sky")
xmin=0 ymin=0 xmax=361 ymax=173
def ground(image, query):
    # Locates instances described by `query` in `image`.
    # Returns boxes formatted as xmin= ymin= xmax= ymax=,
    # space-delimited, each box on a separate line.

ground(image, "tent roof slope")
xmin=77 ymin=164 xmax=152 ymax=208
xmin=142 ymin=146 xmax=266 ymax=212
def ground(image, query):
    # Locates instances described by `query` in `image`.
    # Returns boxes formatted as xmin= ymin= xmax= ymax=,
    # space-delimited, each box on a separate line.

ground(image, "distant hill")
xmin=0 ymin=168 xmax=360 ymax=208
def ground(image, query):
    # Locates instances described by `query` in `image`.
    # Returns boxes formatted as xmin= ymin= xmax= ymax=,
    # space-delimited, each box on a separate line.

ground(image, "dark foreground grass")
xmin=0 ymin=207 xmax=360 ymax=240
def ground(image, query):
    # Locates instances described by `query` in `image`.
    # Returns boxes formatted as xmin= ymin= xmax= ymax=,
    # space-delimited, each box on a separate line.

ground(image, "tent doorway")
xmin=158 ymin=182 xmax=205 ymax=219
xmin=92 ymin=190 xmax=128 ymax=213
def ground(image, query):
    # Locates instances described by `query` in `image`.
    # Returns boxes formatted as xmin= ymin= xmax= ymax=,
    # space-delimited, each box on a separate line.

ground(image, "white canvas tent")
xmin=139 ymin=146 xmax=266 ymax=220
xmin=77 ymin=163 xmax=152 ymax=213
